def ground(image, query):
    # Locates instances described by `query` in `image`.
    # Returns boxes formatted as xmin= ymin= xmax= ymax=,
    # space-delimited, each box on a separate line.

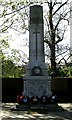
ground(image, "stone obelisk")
xmin=22 ymin=5 xmax=52 ymax=97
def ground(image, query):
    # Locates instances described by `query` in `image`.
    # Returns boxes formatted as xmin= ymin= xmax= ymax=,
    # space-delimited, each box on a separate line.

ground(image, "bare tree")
xmin=44 ymin=0 xmax=70 ymax=75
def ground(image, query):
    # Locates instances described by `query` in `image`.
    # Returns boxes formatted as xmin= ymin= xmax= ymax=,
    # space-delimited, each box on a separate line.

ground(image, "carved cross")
xmin=33 ymin=28 xmax=40 ymax=60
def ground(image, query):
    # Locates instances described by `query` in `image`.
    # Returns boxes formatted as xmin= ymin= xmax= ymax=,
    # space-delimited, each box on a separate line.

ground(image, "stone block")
xmin=22 ymin=76 xmax=52 ymax=97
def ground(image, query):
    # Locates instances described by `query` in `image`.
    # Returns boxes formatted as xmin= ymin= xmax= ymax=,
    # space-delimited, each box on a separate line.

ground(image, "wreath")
xmin=30 ymin=96 xmax=40 ymax=104
xmin=17 ymin=95 xmax=30 ymax=104
xmin=40 ymin=95 xmax=48 ymax=104
xmin=32 ymin=66 xmax=42 ymax=76
xmin=17 ymin=95 xmax=21 ymax=104
xmin=50 ymin=95 xmax=57 ymax=104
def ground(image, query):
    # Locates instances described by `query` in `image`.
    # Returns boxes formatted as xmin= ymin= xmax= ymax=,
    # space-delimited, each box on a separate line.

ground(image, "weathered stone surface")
xmin=23 ymin=76 xmax=52 ymax=97
xmin=11 ymin=103 xmax=64 ymax=111
xmin=22 ymin=5 xmax=52 ymax=97
xmin=26 ymin=5 xmax=48 ymax=76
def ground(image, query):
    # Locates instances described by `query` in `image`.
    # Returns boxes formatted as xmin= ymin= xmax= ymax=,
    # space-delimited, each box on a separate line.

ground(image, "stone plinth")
xmin=22 ymin=76 xmax=52 ymax=97
xmin=11 ymin=103 xmax=64 ymax=111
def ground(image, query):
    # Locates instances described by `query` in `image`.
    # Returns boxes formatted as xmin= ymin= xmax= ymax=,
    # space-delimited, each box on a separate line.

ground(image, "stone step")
xmin=11 ymin=103 xmax=64 ymax=111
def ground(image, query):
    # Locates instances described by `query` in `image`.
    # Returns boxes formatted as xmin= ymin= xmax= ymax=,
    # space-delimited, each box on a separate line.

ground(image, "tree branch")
xmin=53 ymin=0 xmax=69 ymax=16
xmin=0 ymin=14 xmax=15 ymax=28
xmin=55 ymin=16 xmax=62 ymax=30
xmin=53 ymin=2 xmax=62 ymax=7
xmin=55 ymin=9 xmax=70 ymax=30
xmin=44 ymin=39 xmax=51 ymax=48
xmin=0 ymin=21 xmax=13 ymax=33
xmin=10 ymin=27 xmax=24 ymax=34
xmin=56 ymin=46 xmax=70 ymax=58
xmin=55 ymin=29 xmax=66 ymax=44
xmin=0 ymin=2 xmax=33 ymax=18
xmin=44 ymin=16 xmax=51 ymax=36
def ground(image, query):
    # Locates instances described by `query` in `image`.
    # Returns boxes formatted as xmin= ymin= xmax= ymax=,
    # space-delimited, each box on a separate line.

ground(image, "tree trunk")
xmin=49 ymin=2 xmax=56 ymax=74
xmin=50 ymin=42 xmax=56 ymax=73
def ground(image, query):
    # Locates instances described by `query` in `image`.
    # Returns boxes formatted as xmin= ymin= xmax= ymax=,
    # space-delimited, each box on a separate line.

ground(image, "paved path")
xmin=0 ymin=103 xmax=72 ymax=120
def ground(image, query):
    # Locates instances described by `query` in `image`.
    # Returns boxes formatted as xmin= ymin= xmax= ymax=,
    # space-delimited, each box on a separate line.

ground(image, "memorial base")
xmin=22 ymin=76 xmax=52 ymax=97
xmin=11 ymin=103 xmax=64 ymax=111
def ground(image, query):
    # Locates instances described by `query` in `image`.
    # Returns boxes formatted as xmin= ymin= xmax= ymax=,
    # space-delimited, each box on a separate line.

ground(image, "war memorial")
xmin=10 ymin=5 xmax=64 ymax=111
xmin=1 ymin=4 xmax=72 ymax=120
